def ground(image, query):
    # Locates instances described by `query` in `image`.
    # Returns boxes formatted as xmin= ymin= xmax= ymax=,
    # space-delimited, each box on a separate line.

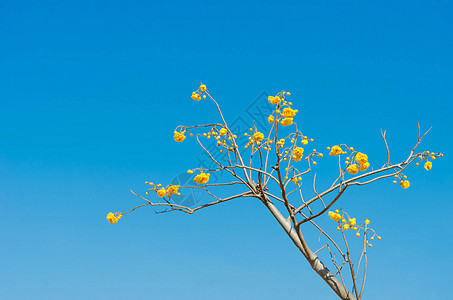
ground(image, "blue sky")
xmin=1 ymin=1 xmax=452 ymax=299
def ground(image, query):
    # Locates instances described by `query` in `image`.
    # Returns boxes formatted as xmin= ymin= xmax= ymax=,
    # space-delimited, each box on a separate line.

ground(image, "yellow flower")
xmin=424 ymin=161 xmax=432 ymax=170
xmin=106 ymin=212 xmax=118 ymax=224
xmin=157 ymin=188 xmax=167 ymax=197
xmin=365 ymin=219 xmax=370 ymax=225
xmin=348 ymin=218 xmax=356 ymax=226
xmin=329 ymin=145 xmax=345 ymax=156
xmin=292 ymin=147 xmax=304 ymax=162
xmin=400 ymin=180 xmax=410 ymax=189
xmin=328 ymin=211 xmax=342 ymax=222
xmin=360 ymin=162 xmax=370 ymax=171
xmin=347 ymin=164 xmax=359 ymax=174
xmin=268 ymin=115 xmax=275 ymax=124
xmin=219 ymin=128 xmax=227 ymax=136
xmin=187 ymin=170 xmax=194 ymax=174
xmin=173 ymin=131 xmax=186 ymax=142
xmin=194 ymin=172 xmax=210 ymax=184
xmin=343 ymin=224 xmax=350 ymax=230
xmin=199 ymin=84 xmax=207 ymax=91
xmin=280 ymin=117 xmax=293 ymax=126
xmin=191 ymin=92 xmax=201 ymax=101
xmin=302 ymin=139 xmax=308 ymax=145
xmin=277 ymin=139 xmax=285 ymax=146
xmin=355 ymin=152 xmax=368 ymax=164
xmin=281 ymin=107 xmax=298 ymax=118
xmin=167 ymin=185 xmax=180 ymax=197
xmin=268 ymin=95 xmax=281 ymax=105
xmin=252 ymin=132 xmax=264 ymax=142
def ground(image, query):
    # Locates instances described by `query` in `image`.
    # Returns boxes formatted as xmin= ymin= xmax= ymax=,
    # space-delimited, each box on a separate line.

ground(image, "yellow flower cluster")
xmin=191 ymin=83 xmax=208 ymax=101
xmin=173 ymin=131 xmax=186 ymax=142
xmin=291 ymin=176 xmax=302 ymax=184
xmin=328 ymin=211 xmax=342 ymax=222
xmin=328 ymin=146 xmax=371 ymax=174
xmin=266 ymin=91 xmax=298 ymax=128
xmin=292 ymin=147 xmax=304 ymax=162
xmin=194 ymin=172 xmax=210 ymax=184
xmin=400 ymin=180 xmax=410 ymax=189
xmin=252 ymin=132 xmax=264 ymax=142
xmin=345 ymin=152 xmax=370 ymax=174
xmin=280 ymin=117 xmax=293 ymax=126
xmin=268 ymin=95 xmax=282 ymax=105
xmin=191 ymin=92 xmax=201 ymax=101
xmin=281 ymin=107 xmax=298 ymax=118
xmin=415 ymin=150 xmax=442 ymax=171
xmin=106 ymin=212 xmax=122 ymax=224
xmin=347 ymin=164 xmax=359 ymax=174
xmin=392 ymin=174 xmax=411 ymax=189
xmin=329 ymin=145 xmax=346 ymax=156
xmin=157 ymin=188 xmax=166 ymax=197
xmin=144 ymin=181 xmax=181 ymax=198
xmin=167 ymin=185 xmax=180 ymax=197
xmin=328 ymin=209 xmax=380 ymax=247
xmin=355 ymin=152 xmax=368 ymax=164
xmin=360 ymin=162 xmax=370 ymax=171
xmin=198 ymin=126 xmax=239 ymax=152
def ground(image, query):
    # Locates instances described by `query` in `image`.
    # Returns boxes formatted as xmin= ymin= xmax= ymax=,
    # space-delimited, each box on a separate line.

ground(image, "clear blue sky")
xmin=1 ymin=1 xmax=452 ymax=299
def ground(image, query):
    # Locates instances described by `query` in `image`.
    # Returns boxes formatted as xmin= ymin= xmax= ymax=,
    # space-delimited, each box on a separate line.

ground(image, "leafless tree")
xmin=109 ymin=85 xmax=442 ymax=300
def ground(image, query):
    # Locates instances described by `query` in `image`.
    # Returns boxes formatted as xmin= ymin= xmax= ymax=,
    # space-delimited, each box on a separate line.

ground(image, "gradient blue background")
xmin=1 ymin=1 xmax=452 ymax=299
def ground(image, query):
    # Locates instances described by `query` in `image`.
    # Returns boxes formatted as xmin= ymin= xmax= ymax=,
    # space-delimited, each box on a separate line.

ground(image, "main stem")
xmin=259 ymin=193 xmax=356 ymax=300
